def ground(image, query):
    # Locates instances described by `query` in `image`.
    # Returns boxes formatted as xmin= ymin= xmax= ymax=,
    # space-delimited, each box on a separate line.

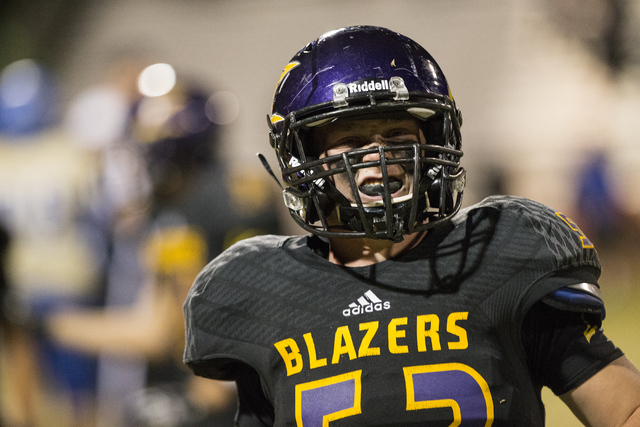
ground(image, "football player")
xmin=184 ymin=26 xmax=640 ymax=426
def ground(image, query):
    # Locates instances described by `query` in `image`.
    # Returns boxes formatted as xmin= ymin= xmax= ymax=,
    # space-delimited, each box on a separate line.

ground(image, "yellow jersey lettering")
xmin=583 ymin=324 xmax=597 ymax=343
xmin=275 ymin=312 xmax=472 ymax=375
xmin=389 ymin=317 xmax=409 ymax=354
xmin=332 ymin=325 xmax=358 ymax=364
xmin=274 ymin=338 xmax=303 ymax=376
xmin=358 ymin=321 xmax=381 ymax=357
xmin=555 ymin=212 xmax=595 ymax=249
xmin=447 ymin=312 xmax=469 ymax=350
xmin=303 ymin=332 xmax=327 ymax=369
xmin=417 ymin=314 xmax=441 ymax=352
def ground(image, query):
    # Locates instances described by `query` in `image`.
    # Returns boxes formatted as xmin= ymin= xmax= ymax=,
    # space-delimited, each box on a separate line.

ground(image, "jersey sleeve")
xmin=183 ymin=233 xmax=299 ymax=426
xmin=482 ymin=196 xmax=603 ymax=317
xmin=522 ymin=287 xmax=623 ymax=395
xmin=183 ymin=235 xmax=282 ymax=368
xmin=485 ymin=198 xmax=621 ymax=394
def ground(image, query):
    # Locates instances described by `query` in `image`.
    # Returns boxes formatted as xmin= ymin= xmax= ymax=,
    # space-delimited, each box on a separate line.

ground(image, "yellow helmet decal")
xmin=276 ymin=61 xmax=300 ymax=89
xmin=270 ymin=113 xmax=285 ymax=125
xmin=271 ymin=61 xmax=301 ymax=120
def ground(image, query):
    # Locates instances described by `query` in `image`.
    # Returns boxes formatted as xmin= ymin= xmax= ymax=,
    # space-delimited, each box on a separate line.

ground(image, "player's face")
xmin=313 ymin=117 xmax=424 ymax=205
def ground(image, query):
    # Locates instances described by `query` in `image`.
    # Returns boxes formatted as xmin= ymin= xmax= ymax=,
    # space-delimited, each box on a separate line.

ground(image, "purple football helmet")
xmin=267 ymin=26 xmax=466 ymax=240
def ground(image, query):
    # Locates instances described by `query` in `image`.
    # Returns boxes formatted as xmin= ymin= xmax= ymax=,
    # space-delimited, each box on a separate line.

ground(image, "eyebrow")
xmin=311 ymin=119 xmax=420 ymax=152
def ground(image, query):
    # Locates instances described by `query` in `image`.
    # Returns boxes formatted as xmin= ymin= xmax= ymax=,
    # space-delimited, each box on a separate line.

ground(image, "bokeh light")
xmin=137 ymin=63 xmax=176 ymax=97
xmin=0 ymin=59 xmax=43 ymax=108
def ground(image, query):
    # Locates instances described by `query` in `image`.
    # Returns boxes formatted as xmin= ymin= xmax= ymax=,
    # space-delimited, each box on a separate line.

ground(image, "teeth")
xmin=359 ymin=180 xmax=402 ymax=196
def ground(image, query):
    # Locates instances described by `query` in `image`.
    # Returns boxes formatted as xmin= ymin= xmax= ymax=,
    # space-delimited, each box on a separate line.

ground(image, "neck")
xmin=327 ymin=231 xmax=426 ymax=267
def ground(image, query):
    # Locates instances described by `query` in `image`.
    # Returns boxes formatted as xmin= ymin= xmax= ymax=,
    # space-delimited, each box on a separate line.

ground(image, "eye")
xmin=328 ymin=137 xmax=367 ymax=153
xmin=387 ymin=128 xmax=408 ymax=137
xmin=340 ymin=137 xmax=365 ymax=146
xmin=385 ymin=129 xmax=418 ymax=144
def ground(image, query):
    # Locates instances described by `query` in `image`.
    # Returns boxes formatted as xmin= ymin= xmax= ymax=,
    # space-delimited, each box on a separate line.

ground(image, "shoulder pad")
xmin=541 ymin=283 xmax=605 ymax=318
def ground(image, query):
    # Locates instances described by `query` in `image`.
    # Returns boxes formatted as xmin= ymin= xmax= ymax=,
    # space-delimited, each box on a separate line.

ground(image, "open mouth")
xmin=359 ymin=179 xmax=403 ymax=197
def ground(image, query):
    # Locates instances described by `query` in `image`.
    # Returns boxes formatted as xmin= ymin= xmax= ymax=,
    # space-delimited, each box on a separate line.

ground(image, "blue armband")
xmin=541 ymin=283 xmax=605 ymax=319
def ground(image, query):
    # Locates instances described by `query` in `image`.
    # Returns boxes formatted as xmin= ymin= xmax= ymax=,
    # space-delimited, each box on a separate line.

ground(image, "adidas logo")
xmin=342 ymin=290 xmax=391 ymax=317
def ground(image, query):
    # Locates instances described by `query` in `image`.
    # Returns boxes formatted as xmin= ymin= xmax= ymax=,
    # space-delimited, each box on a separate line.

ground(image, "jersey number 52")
xmin=295 ymin=363 xmax=494 ymax=426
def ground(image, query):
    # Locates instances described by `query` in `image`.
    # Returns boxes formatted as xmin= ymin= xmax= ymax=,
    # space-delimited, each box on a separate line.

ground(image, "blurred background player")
xmin=0 ymin=58 xmax=106 ymax=427
xmin=45 ymin=62 xmax=282 ymax=427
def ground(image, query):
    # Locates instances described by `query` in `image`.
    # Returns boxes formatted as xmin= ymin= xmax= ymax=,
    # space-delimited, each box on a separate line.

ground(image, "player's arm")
xmin=46 ymin=280 xmax=177 ymax=358
xmin=542 ymin=283 xmax=640 ymax=425
xmin=523 ymin=279 xmax=639 ymax=426
xmin=561 ymin=356 xmax=640 ymax=427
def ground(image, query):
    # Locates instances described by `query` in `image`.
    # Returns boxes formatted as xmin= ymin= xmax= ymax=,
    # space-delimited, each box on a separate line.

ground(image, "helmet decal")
xmin=270 ymin=113 xmax=285 ymax=125
xmin=271 ymin=61 xmax=301 ymax=121
xmin=275 ymin=61 xmax=300 ymax=95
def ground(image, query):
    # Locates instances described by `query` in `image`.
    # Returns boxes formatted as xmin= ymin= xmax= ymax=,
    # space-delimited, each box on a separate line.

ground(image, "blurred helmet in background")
xmin=132 ymin=68 xmax=219 ymax=202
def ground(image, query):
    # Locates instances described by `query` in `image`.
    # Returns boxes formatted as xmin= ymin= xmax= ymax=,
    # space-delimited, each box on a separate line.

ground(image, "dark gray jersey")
xmin=184 ymin=196 xmax=617 ymax=426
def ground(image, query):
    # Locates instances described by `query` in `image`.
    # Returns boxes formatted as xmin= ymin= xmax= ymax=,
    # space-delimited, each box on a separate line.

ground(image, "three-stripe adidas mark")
xmin=342 ymin=290 xmax=391 ymax=317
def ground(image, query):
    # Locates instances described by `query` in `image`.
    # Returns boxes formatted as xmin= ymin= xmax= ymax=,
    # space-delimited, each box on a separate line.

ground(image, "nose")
xmin=361 ymin=136 xmax=391 ymax=162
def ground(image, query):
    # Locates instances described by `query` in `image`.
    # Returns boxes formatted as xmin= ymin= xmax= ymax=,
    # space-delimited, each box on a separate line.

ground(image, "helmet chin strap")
xmin=335 ymin=199 xmax=417 ymax=242
xmin=332 ymin=188 xmax=433 ymax=241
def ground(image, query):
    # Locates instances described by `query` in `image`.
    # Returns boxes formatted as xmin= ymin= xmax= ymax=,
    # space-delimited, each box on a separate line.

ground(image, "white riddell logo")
xmin=343 ymin=290 xmax=391 ymax=317
xmin=347 ymin=79 xmax=389 ymax=95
